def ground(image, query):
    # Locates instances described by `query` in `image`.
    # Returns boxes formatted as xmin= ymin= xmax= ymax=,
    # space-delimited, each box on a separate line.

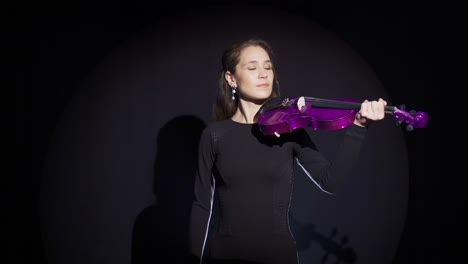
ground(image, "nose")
xmin=259 ymin=68 xmax=268 ymax=79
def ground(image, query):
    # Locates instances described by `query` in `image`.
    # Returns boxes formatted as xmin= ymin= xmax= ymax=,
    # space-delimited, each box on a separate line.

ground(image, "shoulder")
xmin=203 ymin=119 xmax=231 ymax=134
xmin=205 ymin=119 xmax=230 ymax=130
xmin=200 ymin=119 xmax=234 ymax=143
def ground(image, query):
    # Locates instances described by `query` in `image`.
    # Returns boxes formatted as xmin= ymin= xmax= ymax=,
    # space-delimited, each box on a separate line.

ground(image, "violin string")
xmin=304 ymin=97 xmax=361 ymax=110
xmin=304 ymin=97 xmax=396 ymax=112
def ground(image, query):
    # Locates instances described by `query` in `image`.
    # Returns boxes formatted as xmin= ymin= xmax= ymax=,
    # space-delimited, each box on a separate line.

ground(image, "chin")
xmin=245 ymin=91 xmax=272 ymax=103
xmin=247 ymin=96 xmax=269 ymax=105
xmin=259 ymin=90 xmax=273 ymax=99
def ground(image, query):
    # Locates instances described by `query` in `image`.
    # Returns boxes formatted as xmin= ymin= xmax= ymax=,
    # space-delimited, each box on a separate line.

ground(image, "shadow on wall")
xmin=131 ymin=115 xmax=206 ymax=264
xmin=289 ymin=214 xmax=357 ymax=264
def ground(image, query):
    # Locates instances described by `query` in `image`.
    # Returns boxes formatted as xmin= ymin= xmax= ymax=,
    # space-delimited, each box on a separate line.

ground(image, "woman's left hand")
xmin=354 ymin=98 xmax=387 ymax=127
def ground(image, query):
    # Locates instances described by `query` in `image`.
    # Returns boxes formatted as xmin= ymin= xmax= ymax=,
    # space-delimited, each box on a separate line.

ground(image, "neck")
xmin=232 ymin=99 xmax=264 ymax=124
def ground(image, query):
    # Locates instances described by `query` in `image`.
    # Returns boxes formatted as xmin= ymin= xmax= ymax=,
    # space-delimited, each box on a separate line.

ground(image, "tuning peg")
xmin=395 ymin=118 xmax=403 ymax=126
xmin=410 ymin=109 xmax=416 ymax=115
xmin=405 ymin=125 xmax=414 ymax=132
xmin=399 ymin=104 xmax=406 ymax=110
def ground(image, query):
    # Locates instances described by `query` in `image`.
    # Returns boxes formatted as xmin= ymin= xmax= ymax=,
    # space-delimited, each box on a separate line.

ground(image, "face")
xmin=226 ymin=45 xmax=274 ymax=103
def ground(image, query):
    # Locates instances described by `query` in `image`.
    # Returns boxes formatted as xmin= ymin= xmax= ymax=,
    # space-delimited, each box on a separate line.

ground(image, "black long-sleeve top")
xmin=189 ymin=119 xmax=367 ymax=264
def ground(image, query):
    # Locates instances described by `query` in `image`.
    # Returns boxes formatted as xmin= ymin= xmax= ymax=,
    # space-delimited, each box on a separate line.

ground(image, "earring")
xmin=231 ymin=87 xmax=236 ymax=100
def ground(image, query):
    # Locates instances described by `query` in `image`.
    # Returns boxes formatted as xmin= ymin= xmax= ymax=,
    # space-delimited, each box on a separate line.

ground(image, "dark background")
xmin=14 ymin=1 xmax=448 ymax=264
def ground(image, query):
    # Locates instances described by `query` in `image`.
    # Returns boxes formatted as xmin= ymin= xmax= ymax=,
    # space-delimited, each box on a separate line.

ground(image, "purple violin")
xmin=257 ymin=96 xmax=428 ymax=137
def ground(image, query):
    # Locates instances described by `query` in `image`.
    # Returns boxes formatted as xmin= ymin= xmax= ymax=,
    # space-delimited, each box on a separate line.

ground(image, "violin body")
xmin=257 ymin=96 xmax=428 ymax=136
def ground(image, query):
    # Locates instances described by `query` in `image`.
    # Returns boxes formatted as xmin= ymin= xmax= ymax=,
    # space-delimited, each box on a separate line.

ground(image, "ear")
xmin=225 ymin=71 xmax=237 ymax=88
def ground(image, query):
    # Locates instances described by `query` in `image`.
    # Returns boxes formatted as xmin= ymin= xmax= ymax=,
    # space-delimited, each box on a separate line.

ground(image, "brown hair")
xmin=213 ymin=38 xmax=281 ymax=121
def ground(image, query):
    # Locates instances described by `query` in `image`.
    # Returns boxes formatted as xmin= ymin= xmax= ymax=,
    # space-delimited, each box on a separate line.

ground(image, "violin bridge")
xmin=297 ymin=96 xmax=306 ymax=112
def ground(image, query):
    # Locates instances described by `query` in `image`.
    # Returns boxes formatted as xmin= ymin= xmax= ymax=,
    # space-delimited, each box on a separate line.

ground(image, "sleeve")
xmin=189 ymin=126 xmax=216 ymax=260
xmin=293 ymin=124 xmax=367 ymax=194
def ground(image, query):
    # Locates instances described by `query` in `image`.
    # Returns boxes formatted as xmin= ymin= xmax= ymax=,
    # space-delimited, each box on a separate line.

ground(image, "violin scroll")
xmin=392 ymin=105 xmax=428 ymax=132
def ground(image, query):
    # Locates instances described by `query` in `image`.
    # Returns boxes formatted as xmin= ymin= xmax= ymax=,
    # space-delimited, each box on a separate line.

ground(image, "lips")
xmin=256 ymin=84 xmax=270 ymax=87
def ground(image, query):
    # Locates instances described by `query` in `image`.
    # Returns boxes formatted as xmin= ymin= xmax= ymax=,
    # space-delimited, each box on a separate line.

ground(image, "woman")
xmin=189 ymin=38 xmax=386 ymax=264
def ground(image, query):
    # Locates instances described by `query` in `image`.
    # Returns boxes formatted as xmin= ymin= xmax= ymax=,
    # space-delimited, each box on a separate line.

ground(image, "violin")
xmin=257 ymin=96 xmax=428 ymax=137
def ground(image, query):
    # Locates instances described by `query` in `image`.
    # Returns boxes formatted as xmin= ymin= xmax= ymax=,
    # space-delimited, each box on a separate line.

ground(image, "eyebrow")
xmin=241 ymin=60 xmax=272 ymax=66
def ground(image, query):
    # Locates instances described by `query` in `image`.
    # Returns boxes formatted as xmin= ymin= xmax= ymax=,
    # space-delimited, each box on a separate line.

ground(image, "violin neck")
xmin=304 ymin=97 xmax=395 ymax=113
